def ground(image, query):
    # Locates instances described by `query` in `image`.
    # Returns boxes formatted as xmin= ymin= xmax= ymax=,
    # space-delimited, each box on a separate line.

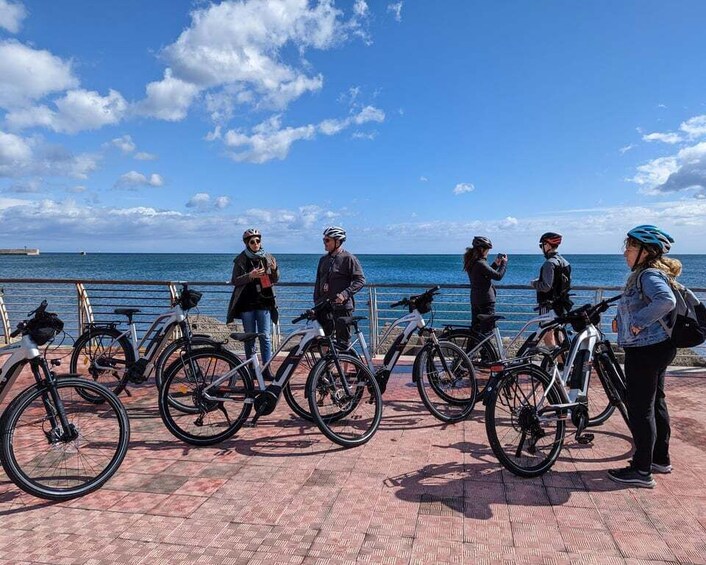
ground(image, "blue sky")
xmin=1 ymin=0 xmax=705 ymax=254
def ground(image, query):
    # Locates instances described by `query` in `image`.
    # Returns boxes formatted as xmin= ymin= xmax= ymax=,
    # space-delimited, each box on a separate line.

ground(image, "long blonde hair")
xmin=625 ymin=237 xmax=682 ymax=289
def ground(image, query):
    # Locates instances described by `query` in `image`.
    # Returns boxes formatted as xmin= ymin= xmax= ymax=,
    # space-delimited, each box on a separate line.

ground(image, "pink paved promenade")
xmin=0 ymin=366 xmax=705 ymax=564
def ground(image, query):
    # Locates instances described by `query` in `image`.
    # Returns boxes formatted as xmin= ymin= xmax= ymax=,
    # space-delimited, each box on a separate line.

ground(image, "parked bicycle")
xmin=483 ymin=295 xmax=628 ymax=477
xmin=0 ymin=301 xmax=130 ymax=500
xmin=158 ymin=301 xmax=382 ymax=448
xmin=335 ymin=286 xmax=478 ymax=423
xmin=70 ymin=284 xmax=213 ymax=401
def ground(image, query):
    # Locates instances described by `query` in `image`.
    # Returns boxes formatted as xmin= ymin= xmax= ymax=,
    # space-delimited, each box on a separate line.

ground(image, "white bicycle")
xmin=0 ymin=301 xmax=130 ymax=500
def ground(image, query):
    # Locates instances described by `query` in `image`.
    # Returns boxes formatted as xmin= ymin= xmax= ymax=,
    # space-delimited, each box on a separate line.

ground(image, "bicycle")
xmin=158 ymin=301 xmax=382 ymax=448
xmin=69 ymin=284 xmax=215 ymax=402
xmin=333 ymin=286 xmax=478 ymax=423
xmin=483 ymin=295 xmax=628 ymax=477
xmin=0 ymin=301 xmax=130 ymax=500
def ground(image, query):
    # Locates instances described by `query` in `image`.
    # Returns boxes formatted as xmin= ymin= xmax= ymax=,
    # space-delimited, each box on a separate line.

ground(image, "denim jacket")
xmin=616 ymin=268 xmax=676 ymax=348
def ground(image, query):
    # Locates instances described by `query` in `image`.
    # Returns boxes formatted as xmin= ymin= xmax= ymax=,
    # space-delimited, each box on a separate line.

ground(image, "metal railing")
xmin=0 ymin=278 xmax=704 ymax=358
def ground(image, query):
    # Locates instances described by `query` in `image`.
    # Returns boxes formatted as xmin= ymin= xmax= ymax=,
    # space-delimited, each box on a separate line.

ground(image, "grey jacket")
xmin=313 ymin=250 xmax=366 ymax=310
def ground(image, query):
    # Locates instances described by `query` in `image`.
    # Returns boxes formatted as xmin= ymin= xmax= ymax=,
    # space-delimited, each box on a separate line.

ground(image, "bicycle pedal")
xmin=576 ymin=433 xmax=594 ymax=445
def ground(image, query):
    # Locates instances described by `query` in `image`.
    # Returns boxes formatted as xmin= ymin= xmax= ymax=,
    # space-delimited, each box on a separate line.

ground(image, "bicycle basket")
xmin=179 ymin=288 xmax=202 ymax=310
xmin=26 ymin=312 xmax=64 ymax=345
xmin=410 ymin=296 xmax=432 ymax=315
xmin=570 ymin=311 xmax=601 ymax=333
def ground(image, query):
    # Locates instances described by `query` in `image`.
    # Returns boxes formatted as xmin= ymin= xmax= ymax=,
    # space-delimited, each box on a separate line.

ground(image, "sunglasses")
xmin=323 ymin=237 xmax=333 ymax=243
xmin=248 ymin=238 xmax=261 ymax=245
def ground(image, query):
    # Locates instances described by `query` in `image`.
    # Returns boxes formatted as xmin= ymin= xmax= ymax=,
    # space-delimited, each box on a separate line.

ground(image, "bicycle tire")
xmin=69 ymin=327 xmax=136 ymax=402
xmin=443 ymin=329 xmax=499 ymax=401
xmin=485 ymin=364 xmax=565 ymax=478
xmin=282 ymin=348 xmax=322 ymax=422
xmin=307 ymin=354 xmax=382 ymax=448
xmin=414 ymin=341 xmax=477 ymax=423
xmin=0 ymin=378 xmax=130 ymax=501
xmin=159 ymin=348 xmax=253 ymax=446
xmin=154 ymin=335 xmax=223 ymax=390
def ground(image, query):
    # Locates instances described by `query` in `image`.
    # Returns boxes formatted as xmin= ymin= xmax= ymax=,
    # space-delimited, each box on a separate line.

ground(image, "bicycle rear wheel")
xmin=0 ymin=378 xmax=130 ymax=501
xmin=485 ymin=365 xmax=565 ymax=477
xmin=154 ymin=335 xmax=222 ymax=390
xmin=415 ymin=342 xmax=477 ymax=423
xmin=159 ymin=349 xmax=253 ymax=446
xmin=307 ymin=354 xmax=382 ymax=448
xmin=69 ymin=327 xmax=135 ymax=402
xmin=443 ymin=329 xmax=499 ymax=401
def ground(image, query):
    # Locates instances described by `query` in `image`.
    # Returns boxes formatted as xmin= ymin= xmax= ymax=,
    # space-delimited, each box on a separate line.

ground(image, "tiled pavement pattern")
xmin=0 ymin=363 xmax=705 ymax=564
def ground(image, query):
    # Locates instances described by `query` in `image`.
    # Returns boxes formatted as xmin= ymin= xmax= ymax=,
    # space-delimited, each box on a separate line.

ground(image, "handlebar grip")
xmin=10 ymin=328 xmax=21 ymax=338
xmin=390 ymin=299 xmax=407 ymax=308
xmin=292 ymin=315 xmax=305 ymax=324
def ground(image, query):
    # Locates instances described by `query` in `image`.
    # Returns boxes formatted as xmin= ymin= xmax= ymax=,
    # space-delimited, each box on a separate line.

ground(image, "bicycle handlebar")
xmin=10 ymin=300 xmax=52 ymax=338
xmin=390 ymin=285 xmax=441 ymax=309
xmin=543 ymin=294 xmax=623 ymax=328
xmin=291 ymin=299 xmax=332 ymax=324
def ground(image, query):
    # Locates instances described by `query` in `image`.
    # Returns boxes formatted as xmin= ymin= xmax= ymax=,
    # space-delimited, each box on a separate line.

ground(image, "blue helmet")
xmin=627 ymin=225 xmax=674 ymax=254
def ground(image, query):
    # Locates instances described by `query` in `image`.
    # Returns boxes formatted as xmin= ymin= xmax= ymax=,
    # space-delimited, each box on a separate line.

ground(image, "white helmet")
xmin=242 ymin=228 xmax=261 ymax=242
xmin=323 ymin=226 xmax=346 ymax=242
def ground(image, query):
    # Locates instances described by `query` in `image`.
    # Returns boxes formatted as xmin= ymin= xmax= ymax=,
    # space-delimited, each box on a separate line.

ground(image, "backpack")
xmin=638 ymin=269 xmax=706 ymax=348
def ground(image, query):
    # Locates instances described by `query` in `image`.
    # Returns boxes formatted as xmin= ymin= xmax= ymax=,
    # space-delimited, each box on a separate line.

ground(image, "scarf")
xmin=244 ymin=247 xmax=267 ymax=261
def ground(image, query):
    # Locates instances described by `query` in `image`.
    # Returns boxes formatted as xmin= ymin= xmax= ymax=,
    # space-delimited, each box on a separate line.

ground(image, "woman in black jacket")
xmin=463 ymin=236 xmax=508 ymax=335
xmin=226 ymin=228 xmax=280 ymax=376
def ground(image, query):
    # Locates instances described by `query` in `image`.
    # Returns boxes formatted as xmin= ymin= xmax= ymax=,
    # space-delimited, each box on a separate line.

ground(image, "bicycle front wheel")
xmin=0 ymin=379 xmax=130 ymax=501
xmin=159 ymin=349 xmax=253 ymax=446
xmin=443 ymin=329 xmax=499 ymax=401
xmin=485 ymin=365 xmax=565 ymax=477
xmin=307 ymin=354 xmax=382 ymax=448
xmin=415 ymin=342 xmax=477 ymax=423
xmin=69 ymin=327 xmax=135 ymax=401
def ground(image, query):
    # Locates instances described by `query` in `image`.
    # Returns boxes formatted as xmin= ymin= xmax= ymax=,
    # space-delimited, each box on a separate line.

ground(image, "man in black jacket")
xmin=314 ymin=226 xmax=366 ymax=346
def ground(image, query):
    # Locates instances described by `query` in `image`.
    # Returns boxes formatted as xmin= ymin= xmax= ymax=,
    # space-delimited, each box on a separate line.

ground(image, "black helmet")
xmin=539 ymin=232 xmax=562 ymax=246
xmin=472 ymin=236 xmax=493 ymax=249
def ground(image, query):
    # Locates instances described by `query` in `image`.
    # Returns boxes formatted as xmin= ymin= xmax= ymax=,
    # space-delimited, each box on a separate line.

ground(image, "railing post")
xmin=0 ymin=288 xmax=10 ymax=344
xmin=76 ymin=282 xmax=93 ymax=333
xmin=368 ymin=286 xmax=378 ymax=354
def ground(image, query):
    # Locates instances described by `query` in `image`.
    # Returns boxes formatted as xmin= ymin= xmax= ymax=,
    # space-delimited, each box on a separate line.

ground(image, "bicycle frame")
xmin=464 ymin=313 xmax=558 ymax=361
xmin=0 ymin=336 xmax=40 ymax=404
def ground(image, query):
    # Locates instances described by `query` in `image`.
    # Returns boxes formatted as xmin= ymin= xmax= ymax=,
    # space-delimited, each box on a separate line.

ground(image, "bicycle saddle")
xmin=477 ymin=314 xmax=505 ymax=323
xmin=338 ymin=316 xmax=367 ymax=327
xmin=230 ymin=332 xmax=265 ymax=342
xmin=114 ymin=308 xmax=141 ymax=317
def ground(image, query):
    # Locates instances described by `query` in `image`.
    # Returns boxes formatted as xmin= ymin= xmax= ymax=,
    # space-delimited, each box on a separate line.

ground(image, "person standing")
xmin=227 ymin=228 xmax=280 ymax=377
xmin=531 ymin=232 xmax=572 ymax=348
xmin=463 ymin=236 xmax=508 ymax=335
xmin=314 ymin=226 xmax=366 ymax=346
xmin=608 ymin=225 xmax=679 ymax=488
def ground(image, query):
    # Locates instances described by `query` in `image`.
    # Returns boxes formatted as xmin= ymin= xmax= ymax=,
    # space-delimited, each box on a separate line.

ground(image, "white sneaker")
xmin=651 ymin=462 xmax=672 ymax=474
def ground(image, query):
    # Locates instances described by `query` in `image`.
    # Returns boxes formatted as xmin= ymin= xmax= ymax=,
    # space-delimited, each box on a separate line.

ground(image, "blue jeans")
xmin=239 ymin=309 xmax=272 ymax=365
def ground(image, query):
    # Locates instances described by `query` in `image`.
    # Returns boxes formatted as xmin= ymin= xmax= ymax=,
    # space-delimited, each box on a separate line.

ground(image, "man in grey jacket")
xmin=314 ymin=226 xmax=366 ymax=346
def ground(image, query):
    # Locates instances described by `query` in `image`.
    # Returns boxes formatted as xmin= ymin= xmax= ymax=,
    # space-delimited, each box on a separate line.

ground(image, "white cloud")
xmin=185 ymin=192 xmax=232 ymax=211
xmin=0 ymin=40 xmax=78 ymax=108
xmin=115 ymin=170 xmax=164 ymax=189
xmin=680 ymin=115 xmax=706 ymax=140
xmin=134 ymin=151 xmax=157 ymax=161
xmin=137 ymin=0 xmax=371 ymax=122
xmin=419 ymin=176 xmax=428 ymax=182
xmin=633 ymin=141 xmax=706 ymax=195
xmin=110 ymin=135 xmax=136 ymax=154
xmin=619 ymin=144 xmax=636 ymax=154
xmin=220 ymin=105 xmax=384 ymax=163
xmin=6 ymin=89 xmax=128 ymax=133
xmin=453 ymin=182 xmax=474 ymax=195
xmin=136 ymin=69 xmax=200 ymax=121
xmin=642 ymin=132 xmax=682 ymax=144
xmin=0 ymin=130 xmax=100 ymax=179
xmin=387 ymin=1 xmax=403 ymax=22
xmin=0 ymin=0 xmax=27 ymax=33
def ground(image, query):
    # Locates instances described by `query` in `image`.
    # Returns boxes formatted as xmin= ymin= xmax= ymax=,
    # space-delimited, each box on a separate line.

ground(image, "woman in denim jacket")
xmin=609 ymin=225 xmax=680 ymax=488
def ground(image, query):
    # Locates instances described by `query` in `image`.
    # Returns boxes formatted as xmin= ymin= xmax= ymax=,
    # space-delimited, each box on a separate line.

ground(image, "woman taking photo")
xmin=227 ymin=228 xmax=280 ymax=378
xmin=609 ymin=225 xmax=679 ymax=488
xmin=463 ymin=236 xmax=508 ymax=335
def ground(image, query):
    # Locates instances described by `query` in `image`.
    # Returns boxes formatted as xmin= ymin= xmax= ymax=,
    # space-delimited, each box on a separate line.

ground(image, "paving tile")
xmin=611 ymin=531 xmax=677 ymax=561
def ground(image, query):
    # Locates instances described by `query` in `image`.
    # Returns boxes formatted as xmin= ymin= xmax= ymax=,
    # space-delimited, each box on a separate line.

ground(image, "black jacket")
xmin=226 ymin=251 xmax=280 ymax=324
xmin=313 ymin=249 xmax=366 ymax=310
xmin=468 ymin=259 xmax=506 ymax=306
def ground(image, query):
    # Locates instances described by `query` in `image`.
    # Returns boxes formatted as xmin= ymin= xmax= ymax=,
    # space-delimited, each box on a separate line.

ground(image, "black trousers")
xmin=320 ymin=307 xmax=354 ymax=346
xmin=623 ymin=339 xmax=677 ymax=472
xmin=471 ymin=302 xmax=496 ymax=336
